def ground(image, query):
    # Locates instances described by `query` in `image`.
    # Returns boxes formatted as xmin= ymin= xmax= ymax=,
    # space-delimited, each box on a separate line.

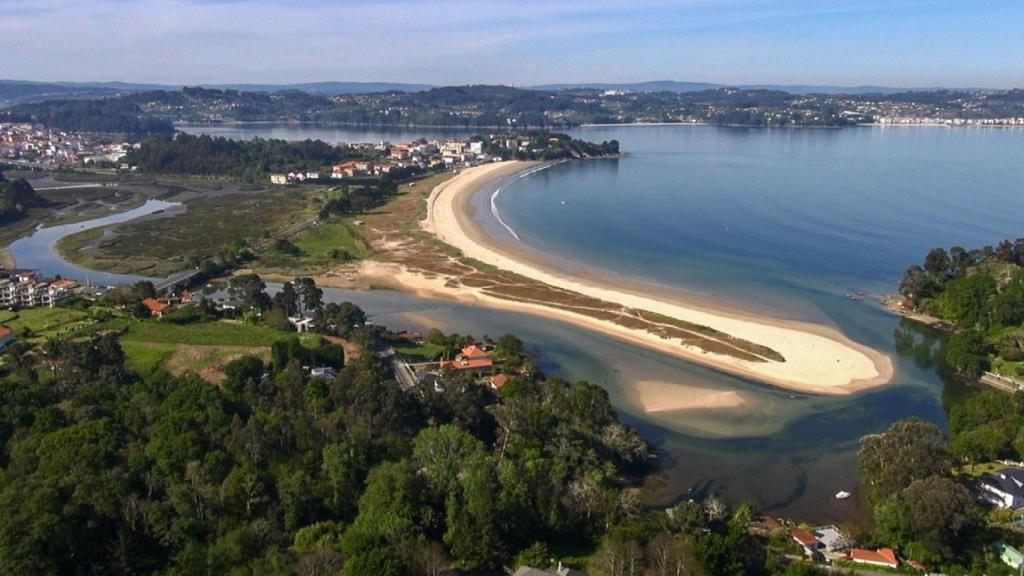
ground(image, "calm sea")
xmin=175 ymin=123 xmax=1024 ymax=522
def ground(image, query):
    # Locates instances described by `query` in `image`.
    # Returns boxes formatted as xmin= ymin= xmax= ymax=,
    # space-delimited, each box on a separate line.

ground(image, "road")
xmin=382 ymin=351 xmax=418 ymax=390
xmin=154 ymin=268 xmax=202 ymax=293
xmin=34 ymin=182 xmax=119 ymax=191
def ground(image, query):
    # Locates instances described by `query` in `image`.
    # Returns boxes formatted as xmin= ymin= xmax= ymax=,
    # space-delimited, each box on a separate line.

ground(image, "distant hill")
xmin=528 ymin=80 xmax=977 ymax=95
xmin=0 ymin=80 xmax=434 ymax=104
xmin=1 ymin=79 xmax=992 ymax=106
xmin=530 ymin=80 xmax=719 ymax=93
xmin=741 ymin=84 xmax=961 ymax=95
xmin=0 ymin=80 xmax=124 ymax=104
xmin=206 ymin=81 xmax=434 ymax=94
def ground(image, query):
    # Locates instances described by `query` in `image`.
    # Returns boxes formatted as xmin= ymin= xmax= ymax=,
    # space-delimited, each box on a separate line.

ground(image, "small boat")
xmin=835 ymin=491 xmax=852 ymax=500
xmin=560 ymin=200 xmax=567 ymax=206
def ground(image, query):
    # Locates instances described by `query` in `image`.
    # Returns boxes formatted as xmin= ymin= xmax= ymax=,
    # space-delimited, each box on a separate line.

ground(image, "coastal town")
xmin=1 ymin=122 xmax=135 ymax=169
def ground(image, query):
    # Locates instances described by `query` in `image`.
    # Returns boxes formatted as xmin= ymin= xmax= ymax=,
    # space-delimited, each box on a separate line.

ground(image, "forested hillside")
xmin=899 ymin=239 xmax=1024 ymax=377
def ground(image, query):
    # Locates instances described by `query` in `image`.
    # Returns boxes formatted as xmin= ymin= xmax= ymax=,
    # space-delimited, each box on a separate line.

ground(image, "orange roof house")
xmin=791 ymin=528 xmax=822 ymax=550
xmin=0 ymin=325 xmax=14 ymax=349
xmin=850 ymin=548 xmax=899 ymax=569
xmin=141 ymin=298 xmax=170 ymax=318
xmin=442 ymin=344 xmax=494 ymax=372
xmin=489 ymin=373 xmax=512 ymax=390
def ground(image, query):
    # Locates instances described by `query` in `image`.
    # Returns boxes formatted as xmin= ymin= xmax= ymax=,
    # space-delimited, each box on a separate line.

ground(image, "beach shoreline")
xmin=355 ymin=160 xmax=895 ymax=396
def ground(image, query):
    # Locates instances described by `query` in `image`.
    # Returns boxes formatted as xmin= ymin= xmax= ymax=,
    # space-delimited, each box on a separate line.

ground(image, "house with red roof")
xmin=849 ymin=547 xmax=899 ymax=569
xmin=791 ymin=528 xmax=823 ymax=554
xmin=141 ymin=298 xmax=171 ymax=318
xmin=489 ymin=373 xmax=512 ymax=390
xmin=0 ymin=326 xmax=14 ymax=350
xmin=442 ymin=344 xmax=494 ymax=373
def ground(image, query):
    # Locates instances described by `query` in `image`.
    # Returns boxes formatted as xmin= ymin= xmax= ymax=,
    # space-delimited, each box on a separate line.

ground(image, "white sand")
xmin=633 ymin=380 xmax=751 ymax=412
xmin=372 ymin=161 xmax=893 ymax=395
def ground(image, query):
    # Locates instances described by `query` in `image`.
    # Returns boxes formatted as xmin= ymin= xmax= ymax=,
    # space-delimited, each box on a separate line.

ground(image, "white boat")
xmin=835 ymin=491 xmax=852 ymax=500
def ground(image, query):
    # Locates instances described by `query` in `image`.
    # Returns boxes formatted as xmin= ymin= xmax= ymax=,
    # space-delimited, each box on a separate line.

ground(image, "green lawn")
xmin=292 ymin=221 xmax=370 ymax=259
xmin=992 ymin=357 xmax=1024 ymax=379
xmin=393 ymin=342 xmax=447 ymax=362
xmin=255 ymin=220 xmax=370 ymax=275
xmin=122 ymin=341 xmax=178 ymax=377
xmin=0 ymin=307 xmax=93 ymax=341
xmin=120 ymin=320 xmax=300 ymax=347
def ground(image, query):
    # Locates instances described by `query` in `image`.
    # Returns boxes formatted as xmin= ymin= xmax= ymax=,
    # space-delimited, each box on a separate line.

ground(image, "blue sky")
xmin=1 ymin=0 xmax=1021 ymax=88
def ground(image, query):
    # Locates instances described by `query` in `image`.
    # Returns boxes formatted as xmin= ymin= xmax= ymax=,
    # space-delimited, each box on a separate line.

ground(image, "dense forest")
xmin=899 ymin=239 xmax=1024 ymax=377
xmin=1 ymin=98 xmax=174 ymax=135
xmin=857 ymin=418 xmax=990 ymax=570
xmin=126 ymin=134 xmax=368 ymax=179
xmin=0 ymin=276 xmax=653 ymax=575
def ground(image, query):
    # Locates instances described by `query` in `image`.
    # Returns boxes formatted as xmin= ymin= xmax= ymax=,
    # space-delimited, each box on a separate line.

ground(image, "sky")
xmin=1 ymin=0 xmax=1022 ymax=89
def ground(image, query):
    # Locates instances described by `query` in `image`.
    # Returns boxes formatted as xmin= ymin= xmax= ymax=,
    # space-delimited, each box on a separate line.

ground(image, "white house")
xmin=270 ymin=174 xmax=288 ymax=185
xmin=289 ymin=317 xmax=315 ymax=333
xmin=979 ymin=468 xmax=1024 ymax=509
xmin=812 ymin=525 xmax=852 ymax=553
xmin=310 ymin=367 xmax=338 ymax=380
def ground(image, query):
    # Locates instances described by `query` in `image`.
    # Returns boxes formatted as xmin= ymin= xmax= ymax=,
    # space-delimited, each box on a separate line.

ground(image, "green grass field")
xmin=255 ymin=220 xmax=370 ymax=275
xmin=293 ymin=221 xmax=369 ymax=259
xmin=0 ymin=307 xmax=93 ymax=341
xmin=120 ymin=319 xmax=302 ymax=347
xmin=122 ymin=341 xmax=178 ymax=377
xmin=393 ymin=342 xmax=447 ymax=362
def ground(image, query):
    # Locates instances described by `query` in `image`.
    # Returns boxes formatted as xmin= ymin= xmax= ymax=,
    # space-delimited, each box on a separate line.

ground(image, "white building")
xmin=979 ymin=468 xmax=1024 ymax=509
xmin=0 ymin=275 xmax=77 ymax=308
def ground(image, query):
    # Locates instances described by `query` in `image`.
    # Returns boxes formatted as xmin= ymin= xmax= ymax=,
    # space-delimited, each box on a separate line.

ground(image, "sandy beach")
xmin=397 ymin=160 xmax=894 ymax=396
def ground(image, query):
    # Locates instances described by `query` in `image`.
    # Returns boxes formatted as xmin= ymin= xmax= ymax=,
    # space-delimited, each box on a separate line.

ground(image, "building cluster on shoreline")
xmin=270 ymin=134 xmax=540 ymax=184
xmin=0 ymin=269 xmax=78 ymax=308
xmin=872 ymin=116 xmax=1024 ymax=126
xmin=0 ymin=123 xmax=135 ymax=168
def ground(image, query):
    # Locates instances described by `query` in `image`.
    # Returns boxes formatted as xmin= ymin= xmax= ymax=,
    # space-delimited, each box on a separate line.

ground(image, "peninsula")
xmin=351 ymin=161 xmax=894 ymax=397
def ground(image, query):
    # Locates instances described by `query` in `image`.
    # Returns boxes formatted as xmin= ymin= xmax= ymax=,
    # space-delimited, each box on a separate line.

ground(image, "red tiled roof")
xmin=442 ymin=344 xmax=493 ymax=371
xmin=791 ymin=528 xmax=822 ymax=548
xmin=443 ymin=356 xmax=493 ymax=371
xmin=490 ymin=373 xmax=511 ymax=389
xmin=460 ymin=344 xmax=488 ymax=359
xmin=850 ymin=548 xmax=898 ymax=567
xmin=141 ymin=298 xmax=170 ymax=313
xmin=0 ymin=326 xmax=12 ymax=338
xmin=49 ymin=279 xmax=77 ymax=288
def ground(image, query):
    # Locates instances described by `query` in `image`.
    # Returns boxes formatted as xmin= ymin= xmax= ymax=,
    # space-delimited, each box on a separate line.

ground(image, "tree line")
xmin=126 ymin=133 xmax=368 ymax=179
xmin=900 ymin=240 xmax=1024 ymax=376
xmin=1 ymin=98 xmax=174 ymax=134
